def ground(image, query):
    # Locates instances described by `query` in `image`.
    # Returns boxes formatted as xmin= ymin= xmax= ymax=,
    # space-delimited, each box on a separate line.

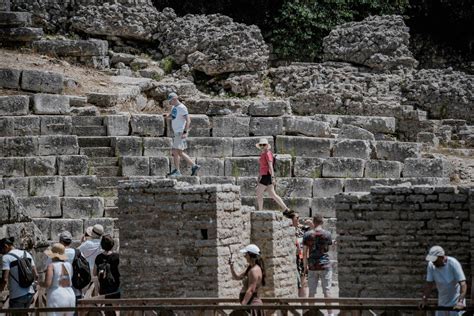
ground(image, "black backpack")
xmin=71 ymin=249 xmax=91 ymax=289
xmin=97 ymin=259 xmax=116 ymax=290
xmin=7 ymin=251 xmax=34 ymax=288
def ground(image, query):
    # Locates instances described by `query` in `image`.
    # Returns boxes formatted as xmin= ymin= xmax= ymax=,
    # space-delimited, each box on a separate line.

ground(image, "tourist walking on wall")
xmin=229 ymin=244 xmax=265 ymax=315
xmin=166 ymin=92 xmax=200 ymax=177
xmin=94 ymin=235 xmax=120 ymax=299
xmin=0 ymin=237 xmax=38 ymax=313
xmin=255 ymin=138 xmax=293 ymax=218
xmin=303 ymin=214 xmax=334 ymax=316
xmin=78 ymin=224 xmax=104 ymax=271
xmin=419 ymin=246 xmax=467 ymax=316
xmin=42 ymin=243 xmax=76 ymax=316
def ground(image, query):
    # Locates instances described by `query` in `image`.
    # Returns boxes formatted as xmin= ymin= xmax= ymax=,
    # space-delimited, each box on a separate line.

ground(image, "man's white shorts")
xmin=172 ymin=132 xmax=187 ymax=150
xmin=308 ymin=269 xmax=332 ymax=296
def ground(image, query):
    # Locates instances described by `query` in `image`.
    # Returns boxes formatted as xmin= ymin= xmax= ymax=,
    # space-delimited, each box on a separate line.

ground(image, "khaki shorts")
xmin=172 ymin=132 xmax=187 ymax=150
xmin=308 ymin=269 xmax=332 ymax=296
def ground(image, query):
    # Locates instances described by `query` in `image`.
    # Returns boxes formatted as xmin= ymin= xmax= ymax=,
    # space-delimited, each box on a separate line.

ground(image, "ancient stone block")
xmin=24 ymin=156 xmax=56 ymax=176
xmin=49 ymin=219 xmax=84 ymax=241
xmin=0 ymin=190 xmax=22 ymax=224
xmin=276 ymin=136 xmax=332 ymax=158
xmin=3 ymin=136 xmax=38 ymax=156
xmin=21 ymin=69 xmax=63 ymax=94
xmin=312 ymin=197 xmax=336 ymax=218
xmin=284 ymin=117 xmax=331 ymax=137
xmin=293 ymin=157 xmax=325 ymax=178
xmin=186 ymin=137 xmax=233 ymax=158
xmin=105 ymin=115 xmax=130 ymax=136
xmin=0 ymin=117 xmax=14 ymax=137
xmin=0 ymin=68 xmax=21 ymax=89
xmin=33 ymin=94 xmax=70 ymax=115
xmin=337 ymin=116 xmax=396 ymax=134
xmin=365 ymin=160 xmax=402 ymax=178
xmin=275 ymin=178 xmax=313 ymax=198
xmin=142 ymin=137 xmax=172 ymax=157
xmin=375 ymin=141 xmax=421 ymax=162
xmin=322 ymin=158 xmax=366 ymax=178
xmin=0 ymin=12 xmax=31 ymax=27
xmin=313 ymin=179 xmax=344 ymax=198
xmin=344 ymin=178 xmax=392 ymax=192
xmin=121 ymin=156 xmax=150 ymax=176
xmin=416 ymin=132 xmax=439 ymax=147
xmin=61 ymin=197 xmax=104 ymax=219
xmin=57 ymin=155 xmax=89 ymax=176
xmin=232 ymin=137 xmax=273 ymax=157
xmin=224 ymin=157 xmax=259 ymax=177
xmin=19 ymin=196 xmax=61 ymax=218
xmin=0 ymin=157 xmax=24 ymax=177
xmin=212 ymin=116 xmax=250 ymax=137
xmin=3 ymin=177 xmax=29 ymax=197
xmin=12 ymin=116 xmax=40 ymax=136
xmin=40 ymin=116 xmax=72 ymax=135
xmin=64 ymin=176 xmax=97 ymax=197
xmin=114 ymin=136 xmax=142 ymax=156
xmin=38 ymin=135 xmax=79 ymax=155
xmin=248 ymin=100 xmax=288 ymax=117
xmin=249 ymin=117 xmax=284 ymax=136
xmin=85 ymin=92 xmax=118 ymax=107
xmin=131 ymin=114 xmax=164 ymax=137
xmin=0 ymin=95 xmax=29 ymax=116
xmin=0 ymin=27 xmax=43 ymax=42
xmin=241 ymin=197 xmax=312 ymax=217
xmin=149 ymin=157 xmax=170 ymax=176
xmin=403 ymin=158 xmax=451 ymax=178
xmin=29 ymin=176 xmax=63 ymax=196
xmin=196 ymin=158 xmax=225 ymax=176
xmin=235 ymin=177 xmax=258 ymax=196
xmin=200 ymin=176 xmax=235 ymax=185
xmin=338 ymin=124 xmax=375 ymax=141
xmin=32 ymin=39 xmax=108 ymax=57
xmin=274 ymin=154 xmax=292 ymax=177
xmin=333 ymin=139 xmax=372 ymax=160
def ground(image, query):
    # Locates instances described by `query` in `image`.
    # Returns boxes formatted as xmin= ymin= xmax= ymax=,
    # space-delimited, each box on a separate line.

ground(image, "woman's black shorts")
xmin=259 ymin=175 xmax=273 ymax=186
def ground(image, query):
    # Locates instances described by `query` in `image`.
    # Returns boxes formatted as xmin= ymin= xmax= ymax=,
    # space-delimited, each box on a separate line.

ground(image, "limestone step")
xmin=0 ymin=27 xmax=43 ymax=42
xmin=104 ymin=207 xmax=119 ymax=217
xmin=78 ymin=137 xmax=111 ymax=148
xmin=79 ymin=147 xmax=114 ymax=157
xmin=96 ymin=177 xmax=125 ymax=188
xmin=18 ymin=196 xmax=104 ymax=219
xmin=90 ymin=157 xmax=119 ymax=167
xmin=90 ymin=166 xmax=121 ymax=177
xmin=0 ymin=12 xmax=32 ymax=28
xmin=72 ymin=116 xmax=104 ymax=127
xmin=32 ymin=217 xmax=116 ymax=241
xmin=73 ymin=126 xmax=107 ymax=137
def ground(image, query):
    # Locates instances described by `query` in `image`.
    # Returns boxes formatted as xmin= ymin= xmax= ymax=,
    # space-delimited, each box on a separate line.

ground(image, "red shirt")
xmin=259 ymin=151 xmax=273 ymax=176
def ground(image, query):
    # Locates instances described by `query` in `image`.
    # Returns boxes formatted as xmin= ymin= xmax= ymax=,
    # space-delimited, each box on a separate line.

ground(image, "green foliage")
xmin=270 ymin=0 xmax=409 ymax=61
xmin=160 ymin=57 xmax=176 ymax=74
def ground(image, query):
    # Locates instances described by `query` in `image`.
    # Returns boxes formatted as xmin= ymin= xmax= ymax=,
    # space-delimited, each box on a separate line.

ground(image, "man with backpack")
xmin=0 ymin=237 xmax=38 ymax=312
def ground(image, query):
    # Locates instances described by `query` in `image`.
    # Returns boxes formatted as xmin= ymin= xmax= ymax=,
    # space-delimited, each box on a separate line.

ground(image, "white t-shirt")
xmin=2 ymin=249 xmax=36 ymax=299
xmin=171 ymin=102 xmax=188 ymax=133
xmin=427 ymin=256 xmax=466 ymax=306
xmin=78 ymin=239 xmax=102 ymax=272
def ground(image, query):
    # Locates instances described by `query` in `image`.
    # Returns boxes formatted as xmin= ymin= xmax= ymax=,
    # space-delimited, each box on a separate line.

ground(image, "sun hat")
xmin=44 ymin=243 xmax=68 ymax=261
xmin=58 ymin=231 xmax=72 ymax=243
xmin=255 ymin=138 xmax=271 ymax=149
xmin=86 ymin=224 xmax=104 ymax=239
xmin=240 ymin=244 xmax=261 ymax=255
xmin=426 ymin=245 xmax=445 ymax=262
xmin=167 ymin=92 xmax=178 ymax=100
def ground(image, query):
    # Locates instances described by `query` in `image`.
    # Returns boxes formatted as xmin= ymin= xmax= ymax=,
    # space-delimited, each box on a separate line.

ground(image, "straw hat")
xmin=255 ymin=138 xmax=271 ymax=149
xmin=44 ymin=243 xmax=68 ymax=261
xmin=85 ymin=224 xmax=104 ymax=239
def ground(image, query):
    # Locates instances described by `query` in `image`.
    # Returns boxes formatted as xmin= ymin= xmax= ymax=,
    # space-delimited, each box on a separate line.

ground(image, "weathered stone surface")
xmin=86 ymin=87 xmax=140 ymax=108
xmin=284 ymin=117 xmax=331 ymax=137
xmin=222 ymin=73 xmax=263 ymax=97
xmin=29 ymin=176 xmax=63 ymax=196
xmin=333 ymin=139 xmax=372 ymax=160
xmin=0 ymin=117 xmax=13 ymax=136
xmin=224 ymin=157 xmax=259 ymax=177
xmin=212 ymin=116 xmax=250 ymax=137
xmin=0 ymin=68 xmax=21 ymax=89
xmin=105 ymin=115 xmax=130 ymax=136
xmin=0 ymin=96 xmax=29 ymax=116
xmin=322 ymin=158 xmax=366 ymax=178
xmin=38 ymin=135 xmax=79 ymax=155
xmin=64 ymin=176 xmax=97 ymax=197
xmin=0 ymin=157 xmax=24 ymax=177
xmin=403 ymin=158 xmax=451 ymax=178
xmin=293 ymin=157 xmax=325 ymax=178
xmin=4 ymin=177 xmax=28 ymax=197
xmin=57 ymin=155 xmax=89 ymax=176
xmin=0 ymin=27 xmax=43 ymax=42
xmin=375 ymin=141 xmax=422 ymax=162
xmin=249 ymin=117 xmax=284 ymax=136
xmin=248 ymin=100 xmax=289 ymax=117
xmin=274 ymin=154 xmax=292 ymax=177
xmin=21 ymin=70 xmax=63 ymax=94
xmin=131 ymin=114 xmax=164 ymax=137
xmin=3 ymin=136 xmax=38 ymax=156
xmin=242 ymin=197 xmax=312 ymax=217
xmin=114 ymin=136 xmax=142 ymax=157
xmin=196 ymin=158 xmax=225 ymax=177
xmin=0 ymin=190 xmax=26 ymax=224
xmin=312 ymin=197 xmax=336 ymax=218
xmin=416 ymin=132 xmax=439 ymax=147
xmin=233 ymin=137 xmax=273 ymax=157
xmin=121 ymin=156 xmax=150 ymax=177
xmin=24 ymin=157 xmax=56 ymax=176
xmin=143 ymin=138 xmax=172 ymax=157
xmin=19 ymin=196 xmax=61 ymax=218
xmin=157 ymin=12 xmax=269 ymax=75
xmin=313 ymin=179 xmax=344 ymax=198
xmin=323 ymin=15 xmax=417 ymax=70
xmin=61 ymin=197 xmax=104 ymax=219
xmin=338 ymin=124 xmax=375 ymax=141
xmin=149 ymin=157 xmax=170 ymax=176
xmin=12 ymin=116 xmax=40 ymax=136
xmin=0 ymin=12 xmax=31 ymax=27
xmin=200 ymin=176 xmax=235 ymax=185
xmin=40 ymin=116 xmax=72 ymax=135
xmin=365 ymin=160 xmax=402 ymax=178
xmin=187 ymin=137 xmax=233 ymax=158
xmin=49 ymin=219 xmax=84 ymax=241
xmin=276 ymin=136 xmax=332 ymax=158
xmin=317 ymin=115 xmax=397 ymax=134
xmin=275 ymin=178 xmax=313 ymax=198
xmin=32 ymin=39 xmax=108 ymax=57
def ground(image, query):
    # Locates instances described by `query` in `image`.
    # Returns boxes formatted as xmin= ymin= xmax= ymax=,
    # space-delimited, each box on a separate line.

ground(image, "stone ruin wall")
xmin=117 ymin=178 xmax=296 ymax=298
xmin=335 ymin=185 xmax=473 ymax=298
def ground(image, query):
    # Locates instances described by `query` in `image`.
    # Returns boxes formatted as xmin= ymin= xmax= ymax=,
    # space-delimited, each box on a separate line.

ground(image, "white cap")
xmin=240 ymin=244 xmax=260 ymax=255
xmin=426 ymin=245 xmax=445 ymax=262
xmin=167 ymin=92 xmax=178 ymax=100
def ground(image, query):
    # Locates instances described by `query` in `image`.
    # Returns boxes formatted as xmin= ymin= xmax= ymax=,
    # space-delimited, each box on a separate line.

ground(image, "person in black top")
xmin=93 ymin=235 xmax=120 ymax=299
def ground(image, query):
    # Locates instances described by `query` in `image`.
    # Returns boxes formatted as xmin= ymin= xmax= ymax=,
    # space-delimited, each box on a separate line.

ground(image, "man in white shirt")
xmin=78 ymin=224 xmax=104 ymax=271
xmin=420 ymin=246 xmax=467 ymax=316
xmin=166 ymin=92 xmax=200 ymax=177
